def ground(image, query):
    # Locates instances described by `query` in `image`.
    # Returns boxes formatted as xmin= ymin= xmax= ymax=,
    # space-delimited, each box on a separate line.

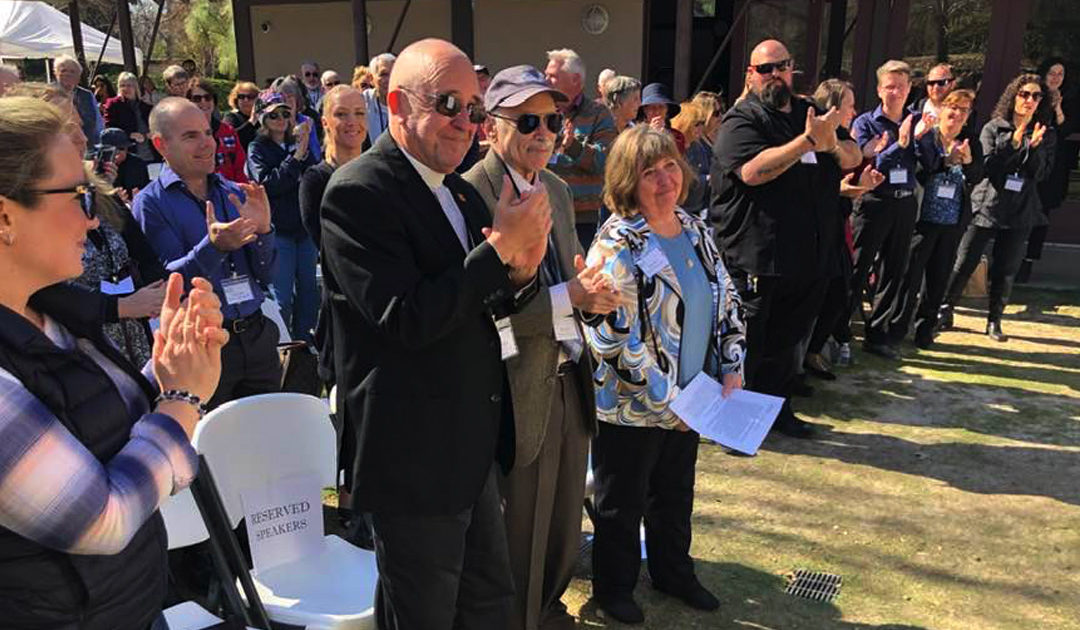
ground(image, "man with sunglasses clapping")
xmin=464 ymin=65 xmax=621 ymax=630
xmin=321 ymin=39 xmax=552 ymax=630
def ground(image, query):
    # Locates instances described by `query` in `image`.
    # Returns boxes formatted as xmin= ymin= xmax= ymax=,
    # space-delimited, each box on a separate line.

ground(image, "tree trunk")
xmin=935 ymin=0 xmax=949 ymax=61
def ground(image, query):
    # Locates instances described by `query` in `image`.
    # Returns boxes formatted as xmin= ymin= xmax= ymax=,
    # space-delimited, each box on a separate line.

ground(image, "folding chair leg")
xmin=191 ymin=456 xmax=274 ymax=630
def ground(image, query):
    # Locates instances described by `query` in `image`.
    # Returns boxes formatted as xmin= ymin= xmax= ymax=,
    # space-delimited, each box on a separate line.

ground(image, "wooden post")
xmin=352 ymin=0 xmax=369 ymax=66
xmin=450 ymin=0 xmax=474 ymax=61
xmin=232 ymin=0 xmax=255 ymax=81
xmin=803 ymin=0 xmax=826 ymax=85
xmin=67 ymin=0 xmax=88 ymax=84
xmin=116 ymin=0 xmax=138 ymax=73
xmin=823 ymin=0 xmax=847 ymax=79
xmin=976 ymin=0 xmax=1033 ymax=127
xmin=674 ymin=0 xmax=692 ymax=100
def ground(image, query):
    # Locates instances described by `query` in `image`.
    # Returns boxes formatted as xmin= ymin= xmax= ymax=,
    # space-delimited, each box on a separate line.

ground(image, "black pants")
xmin=370 ymin=466 xmax=514 ymax=630
xmin=850 ymin=194 xmax=918 ymax=344
xmin=591 ymin=422 xmax=699 ymax=599
xmin=809 ymin=252 xmax=854 ymax=354
xmin=206 ymin=314 xmax=283 ymax=410
xmin=1025 ymin=205 xmax=1059 ymax=260
xmin=731 ymin=270 xmax=824 ymax=401
xmin=945 ymin=224 xmax=1032 ymax=322
xmin=888 ymin=221 xmax=964 ymax=343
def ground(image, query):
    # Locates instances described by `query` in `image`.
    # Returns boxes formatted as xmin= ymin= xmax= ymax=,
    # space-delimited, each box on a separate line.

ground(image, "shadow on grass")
xmin=574 ymin=561 xmax=928 ymax=629
xmin=761 ymin=426 xmax=1080 ymax=507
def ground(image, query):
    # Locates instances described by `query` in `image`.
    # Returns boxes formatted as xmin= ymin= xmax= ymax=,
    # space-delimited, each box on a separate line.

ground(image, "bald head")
xmin=387 ymin=38 xmax=481 ymax=173
xmin=149 ymin=97 xmax=204 ymax=139
xmin=749 ymin=40 xmax=790 ymax=66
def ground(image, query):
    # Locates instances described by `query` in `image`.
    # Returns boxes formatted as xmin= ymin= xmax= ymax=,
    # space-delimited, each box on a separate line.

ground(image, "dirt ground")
xmin=563 ymin=287 xmax=1080 ymax=630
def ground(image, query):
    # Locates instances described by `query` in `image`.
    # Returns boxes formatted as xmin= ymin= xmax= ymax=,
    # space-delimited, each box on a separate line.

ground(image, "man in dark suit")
xmin=320 ymin=39 xmax=553 ymax=630
xmin=463 ymin=65 xmax=620 ymax=630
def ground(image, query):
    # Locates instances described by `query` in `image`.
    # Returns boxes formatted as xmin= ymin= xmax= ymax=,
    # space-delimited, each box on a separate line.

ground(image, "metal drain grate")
xmin=785 ymin=569 xmax=842 ymax=602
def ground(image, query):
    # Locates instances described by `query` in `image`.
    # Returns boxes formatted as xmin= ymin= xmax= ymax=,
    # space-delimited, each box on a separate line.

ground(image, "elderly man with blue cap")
xmin=464 ymin=65 xmax=621 ymax=630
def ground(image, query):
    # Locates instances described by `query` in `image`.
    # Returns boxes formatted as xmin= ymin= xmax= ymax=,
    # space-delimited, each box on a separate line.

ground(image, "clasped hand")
xmin=485 ymin=175 xmax=553 ymax=275
xmin=152 ymin=274 xmax=229 ymax=403
xmin=206 ymin=183 xmax=273 ymax=252
xmin=567 ymin=254 xmax=620 ymax=314
xmin=805 ymin=106 xmax=841 ymax=152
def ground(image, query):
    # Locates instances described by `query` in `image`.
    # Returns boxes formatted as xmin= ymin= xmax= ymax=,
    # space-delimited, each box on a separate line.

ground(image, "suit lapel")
xmin=379 ymin=135 xmax=467 ymax=260
xmin=446 ymin=175 xmax=490 ymax=248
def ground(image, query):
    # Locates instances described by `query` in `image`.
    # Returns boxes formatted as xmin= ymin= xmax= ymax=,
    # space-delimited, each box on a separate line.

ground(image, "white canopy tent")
xmin=0 ymin=0 xmax=141 ymax=68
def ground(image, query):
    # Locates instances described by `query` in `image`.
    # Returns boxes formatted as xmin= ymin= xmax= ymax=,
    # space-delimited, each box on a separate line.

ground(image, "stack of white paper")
xmin=669 ymin=373 xmax=784 ymax=455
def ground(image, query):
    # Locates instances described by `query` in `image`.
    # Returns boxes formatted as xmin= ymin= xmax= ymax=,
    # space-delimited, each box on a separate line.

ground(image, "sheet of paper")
xmin=240 ymin=471 xmax=323 ymax=575
xmin=669 ymin=372 xmax=784 ymax=455
xmin=800 ymin=151 xmax=818 ymax=165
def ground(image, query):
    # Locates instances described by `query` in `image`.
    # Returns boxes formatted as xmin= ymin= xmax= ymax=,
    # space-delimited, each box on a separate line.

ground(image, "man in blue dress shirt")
xmin=134 ymin=98 xmax=281 ymax=408
xmin=850 ymin=60 xmax=936 ymax=359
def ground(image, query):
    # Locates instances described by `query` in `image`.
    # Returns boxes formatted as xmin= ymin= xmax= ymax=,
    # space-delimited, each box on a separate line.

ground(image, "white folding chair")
xmin=192 ymin=393 xmax=378 ymax=630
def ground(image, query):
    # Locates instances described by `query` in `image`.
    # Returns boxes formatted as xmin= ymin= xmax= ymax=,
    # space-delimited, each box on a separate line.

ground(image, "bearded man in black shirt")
xmin=710 ymin=39 xmax=862 ymax=438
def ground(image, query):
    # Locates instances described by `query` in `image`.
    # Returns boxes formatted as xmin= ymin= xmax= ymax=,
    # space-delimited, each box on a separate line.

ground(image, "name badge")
xmin=553 ymin=314 xmax=582 ymax=343
xmin=889 ymin=168 xmax=909 ymax=185
xmin=221 ymin=274 xmax=255 ymax=305
xmin=1005 ymin=174 xmax=1024 ymax=192
xmin=800 ymin=151 xmax=818 ymax=165
xmin=100 ymin=275 xmax=135 ymax=296
xmin=636 ymin=244 xmax=668 ymax=279
xmin=936 ymin=183 xmax=957 ymax=199
xmin=495 ymin=317 xmax=519 ymax=360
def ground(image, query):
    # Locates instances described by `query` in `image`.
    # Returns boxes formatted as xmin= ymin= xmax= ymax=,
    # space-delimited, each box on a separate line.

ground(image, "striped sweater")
xmin=550 ymin=93 xmax=618 ymax=220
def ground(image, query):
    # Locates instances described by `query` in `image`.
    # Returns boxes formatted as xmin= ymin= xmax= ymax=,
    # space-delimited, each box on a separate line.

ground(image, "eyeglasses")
xmin=263 ymin=109 xmax=291 ymax=120
xmin=304 ymin=71 xmax=319 ymax=78
xmin=752 ymin=58 xmax=794 ymax=75
xmin=945 ymin=105 xmax=971 ymax=115
xmin=1017 ymin=89 xmax=1044 ymax=101
xmin=926 ymin=78 xmax=955 ymax=87
xmin=236 ymin=93 xmax=257 ymax=101
xmin=189 ymin=93 xmax=214 ymax=104
xmin=488 ymin=111 xmax=563 ymax=135
xmin=27 ymin=183 xmax=96 ymax=220
xmin=401 ymin=88 xmax=487 ymax=124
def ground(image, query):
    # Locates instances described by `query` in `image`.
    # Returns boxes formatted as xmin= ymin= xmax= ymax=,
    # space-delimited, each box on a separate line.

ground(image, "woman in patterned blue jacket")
xmin=583 ymin=125 xmax=746 ymax=624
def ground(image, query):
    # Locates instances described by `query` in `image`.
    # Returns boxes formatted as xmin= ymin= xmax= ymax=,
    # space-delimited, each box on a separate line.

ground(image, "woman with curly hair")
xmin=941 ymin=73 xmax=1055 ymax=341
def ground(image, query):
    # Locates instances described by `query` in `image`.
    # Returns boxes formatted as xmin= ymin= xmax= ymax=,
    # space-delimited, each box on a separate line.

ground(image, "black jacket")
xmin=320 ymin=133 xmax=527 ymax=516
xmin=971 ymin=117 xmax=1056 ymax=230
xmin=915 ymin=124 xmax=986 ymax=229
xmin=0 ymin=283 xmax=167 ymax=630
xmin=246 ymin=134 xmax=317 ymax=237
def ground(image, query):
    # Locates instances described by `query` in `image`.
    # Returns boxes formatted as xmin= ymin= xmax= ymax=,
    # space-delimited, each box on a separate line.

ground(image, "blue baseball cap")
xmin=484 ymin=65 xmax=568 ymax=112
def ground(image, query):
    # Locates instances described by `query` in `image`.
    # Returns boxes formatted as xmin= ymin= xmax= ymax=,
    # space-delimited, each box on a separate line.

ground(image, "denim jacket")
xmin=583 ymin=208 xmax=746 ymax=429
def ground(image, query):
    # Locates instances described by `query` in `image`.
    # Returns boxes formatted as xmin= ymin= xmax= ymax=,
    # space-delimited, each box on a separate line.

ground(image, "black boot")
xmin=986 ymin=320 xmax=1008 ymax=342
xmin=937 ymin=304 xmax=954 ymax=331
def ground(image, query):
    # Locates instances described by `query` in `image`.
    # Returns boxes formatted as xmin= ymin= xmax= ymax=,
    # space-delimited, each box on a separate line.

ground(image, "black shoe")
xmin=863 ymin=341 xmax=900 ymax=360
xmin=986 ymin=321 xmax=1008 ymax=342
xmin=937 ymin=305 xmax=954 ymax=331
xmin=914 ymin=334 xmax=934 ymax=350
xmin=773 ymin=413 xmax=819 ymax=439
xmin=1015 ymin=259 xmax=1033 ymax=284
xmin=595 ymin=594 xmax=645 ymax=624
xmin=804 ymin=353 xmax=837 ymax=381
xmin=654 ymin=580 xmax=720 ymax=612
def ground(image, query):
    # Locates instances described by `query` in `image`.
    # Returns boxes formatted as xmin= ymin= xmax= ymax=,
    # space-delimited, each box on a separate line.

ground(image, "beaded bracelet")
xmin=156 ymin=389 xmax=208 ymax=419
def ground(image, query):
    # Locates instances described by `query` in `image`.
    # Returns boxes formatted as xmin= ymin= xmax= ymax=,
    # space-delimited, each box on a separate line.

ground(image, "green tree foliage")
xmin=183 ymin=0 xmax=236 ymax=77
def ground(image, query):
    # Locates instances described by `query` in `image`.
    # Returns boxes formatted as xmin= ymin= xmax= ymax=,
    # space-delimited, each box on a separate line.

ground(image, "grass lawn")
xmin=564 ymin=286 xmax=1080 ymax=629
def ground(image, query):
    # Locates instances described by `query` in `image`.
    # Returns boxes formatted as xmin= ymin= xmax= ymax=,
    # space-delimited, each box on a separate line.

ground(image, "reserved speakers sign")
xmin=241 ymin=471 xmax=323 ymax=574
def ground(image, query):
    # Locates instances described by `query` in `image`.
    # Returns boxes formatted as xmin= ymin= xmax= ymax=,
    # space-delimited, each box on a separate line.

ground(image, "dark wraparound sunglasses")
xmin=752 ymin=58 xmax=794 ymax=75
xmin=189 ymin=93 xmax=214 ymax=104
xmin=401 ymin=87 xmax=487 ymax=124
xmin=488 ymin=111 xmax=563 ymax=135
xmin=236 ymin=93 xmax=257 ymax=101
xmin=926 ymin=78 xmax=955 ymax=87
xmin=27 ymin=183 xmax=96 ymax=219
xmin=1018 ymin=89 xmax=1043 ymax=101
xmin=264 ymin=109 xmax=292 ymax=120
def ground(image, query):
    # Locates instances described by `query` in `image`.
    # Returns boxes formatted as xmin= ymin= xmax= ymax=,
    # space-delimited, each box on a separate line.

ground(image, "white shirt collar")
xmin=400 ymin=147 xmax=446 ymax=191
xmin=497 ymin=154 xmax=537 ymax=195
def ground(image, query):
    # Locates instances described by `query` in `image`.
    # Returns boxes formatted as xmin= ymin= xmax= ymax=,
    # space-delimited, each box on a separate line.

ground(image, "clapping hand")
xmin=568 ymin=254 xmax=620 ymax=314
xmin=229 ymin=183 xmax=272 ymax=234
xmin=153 ymin=274 xmax=229 ymax=404
xmin=863 ymin=132 xmax=891 ymax=159
xmin=206 ymin=201 xmax=258 ymax=251
xmin=840 ymin=168 xmax=885 ymax=199
xmin=805 ymin=106 xmax=840 ymax=152
xmin=484 ymin=175 xmax=552 ymax=282
xmin=914 ymin=112 xmax=937 ymax=140
xmin=293 ymin=119 xmax=312 ymax=159
xmin=558 ymin=118 xmax=576 ymax=154
xmin=1030 ymin=122 xmax=1048 ymax=147
xmin=897 ymin=114 xmax=915 ymax=148
xmin=947 ymin=139 xmax=972 ymax=165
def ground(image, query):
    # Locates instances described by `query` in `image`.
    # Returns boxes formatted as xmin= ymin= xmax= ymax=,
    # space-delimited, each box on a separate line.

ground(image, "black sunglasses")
xmin=488 ymin=111 xmax=563 ymax=135
xmin=263 ymin=109 xmax=291 ymax=120
xmin=236 ymin=93 xmax=257 ymax=101
xmin=752 ymin=58 xmax=794 ymax=75
xmin=1018 ymin=89 xmax=1044 ymax=101
xmin=28 ymin=183 xmax=96 ymax=220
xmin=926 ymin=78 xmax=955 ymax=87
xmin=402 ymin=87 xmax=487 ymax=124
xmin=304 ymin=71 xmax=319 ymax=78
xmin=189 ymin=93 xmax=214 ymax=104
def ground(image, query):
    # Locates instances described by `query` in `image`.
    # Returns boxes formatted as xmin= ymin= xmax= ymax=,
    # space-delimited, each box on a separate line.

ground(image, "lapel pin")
xmin=457 ymin=192 xmax=466 ymax=203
